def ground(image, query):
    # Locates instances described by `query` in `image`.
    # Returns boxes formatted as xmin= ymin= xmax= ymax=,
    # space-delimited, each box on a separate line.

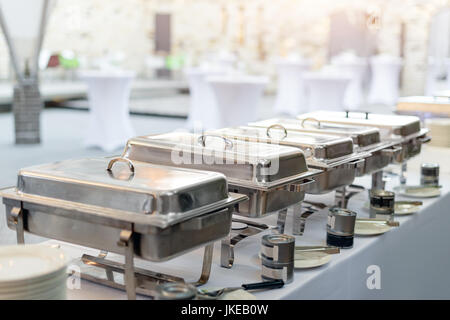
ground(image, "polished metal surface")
xmin=297 ymin=111 xmax=431 ymax=163
xmin=209 ymin=126 xmax=368 ymax=194
xmin=1 ymin=156 xmax=247 ymax=261
xmin=123 ymin=132 xmax=314 ymax=188
xmin=16 ymin=157 xmax=233 ymax=227
xmin=212 ymin=126 xmax=356 ymax=163
xmin=249 ymin=117 xmax=381 ymax=148
xmin=297 ymin=111 xmax=422 ymax=138
xmin=123 ymin=132 xmax=320 ymax=217
xmin=327 ymin=207 xmax=357 ymax=237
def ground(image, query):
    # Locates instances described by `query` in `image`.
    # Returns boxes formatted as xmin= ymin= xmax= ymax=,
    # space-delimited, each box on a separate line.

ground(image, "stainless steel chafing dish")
xmin=296 ymin=111 xmax=431 ymax=186
xmin=122 ymin=132 xmax=321 ymax=269
xmin=248 ymin=117 xmax=403 ymax=176
xmin=296 ymin=111 xmax=430 ymax=161
xmin=209 ymin=126 xmax=367 ymax=195
xmin=122 ymin=132 xmax=319 ymax=218
xmin=0 ymin=157 xmax=247 ymax=299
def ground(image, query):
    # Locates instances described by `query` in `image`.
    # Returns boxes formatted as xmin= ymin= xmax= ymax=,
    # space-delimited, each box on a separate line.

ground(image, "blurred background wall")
xmin=0 ymin=0 xmax=447 ymax=95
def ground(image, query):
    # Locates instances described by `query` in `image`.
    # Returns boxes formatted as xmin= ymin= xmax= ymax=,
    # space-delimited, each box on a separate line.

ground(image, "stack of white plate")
xmin=0 ymin=244 xmax=68 ymax=300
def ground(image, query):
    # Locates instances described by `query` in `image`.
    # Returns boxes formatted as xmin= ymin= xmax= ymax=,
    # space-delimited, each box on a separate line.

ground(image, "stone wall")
xmin=0 ymin=0 xmax=449 ymax=95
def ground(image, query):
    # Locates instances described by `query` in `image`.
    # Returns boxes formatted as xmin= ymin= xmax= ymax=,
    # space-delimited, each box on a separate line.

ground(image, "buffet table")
xmin=46 ymin=146 xmax=450 ymax=299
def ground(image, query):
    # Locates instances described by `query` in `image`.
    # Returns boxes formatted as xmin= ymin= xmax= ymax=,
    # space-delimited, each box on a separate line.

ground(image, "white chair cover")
xmin=303 ymin=71 xmax=351 ymax=111
xmin=331 ymin=55 xmax=367 ymax=109
xmin=80 ymin=70 xmax=135 ymax=152
xmin=273 ymin=58 xmax=310 ymax=116
xmin=367 ymin=55 xmax=403 ymax=105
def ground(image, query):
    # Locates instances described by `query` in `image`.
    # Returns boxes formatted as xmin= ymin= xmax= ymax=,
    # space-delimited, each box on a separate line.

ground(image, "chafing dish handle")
xmin=266 ymin=124 xmax=287 ymax=139
xmin=381 ymin=145 xmax=403 ymax=157
xmin=289 ymin=178 xmax=316 ymax=191
xmin=346 ymin=158 xmax=365 ymax=169
xmin=107 ymin=157 xmax=135 ymax=173
xmin=301 ymin=117 xmax=321 ymax=129
xmin=198 ymin=135 xmax=234 ymax=149
xmin=344 ymin=110 xmax=370 ymax=120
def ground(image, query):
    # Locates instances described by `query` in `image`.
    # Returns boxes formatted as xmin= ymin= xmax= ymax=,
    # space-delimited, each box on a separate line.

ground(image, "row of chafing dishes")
xmin=0 ymin=110 xmax=430 ymax=299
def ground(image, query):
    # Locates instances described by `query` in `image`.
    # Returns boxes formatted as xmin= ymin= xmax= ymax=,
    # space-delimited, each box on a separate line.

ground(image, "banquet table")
xmin=42 ymin=145 xmax=450 ymax=300
xmin=81 ymin=70 xmax=136 ymax=152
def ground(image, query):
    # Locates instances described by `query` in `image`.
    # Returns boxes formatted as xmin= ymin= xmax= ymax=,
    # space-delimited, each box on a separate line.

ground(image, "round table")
xmin=273 ymin=58 xmax=310 ymax=116
xmin=303 ymin=72 xmax=351 ymax=111
xmin=331 ymin=58 xmax=367 ymax=110
xmin=185 ymin=68 xmax=227 ymax=131
xmin=80 ymin=70 xmax=135 ymax=152
xmin=207 ymin=75 xmax=268 ymax=128
xmin=367 ymin=55 xmax=403 ymax=106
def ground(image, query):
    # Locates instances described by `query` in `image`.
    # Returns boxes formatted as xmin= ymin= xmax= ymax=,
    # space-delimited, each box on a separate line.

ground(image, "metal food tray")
xmin=297 ymin=111 xmax=430 ymax=161
xmin=208 ymin=126 xmax=367 ymax=194
xmin=0 ymin=157 xmax=247 ymax=261
xmin=248 ymin=118 xmax=401 ymax=176
xmin=122 ymin=133 xmax=321 ymax=217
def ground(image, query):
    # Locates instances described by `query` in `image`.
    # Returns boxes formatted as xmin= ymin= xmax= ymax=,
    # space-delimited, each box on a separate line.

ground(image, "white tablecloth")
xmin=81 ymin=71 xmax=135 ymax=152
xmin=48 ymin=146 xmax=450 ymax=300
xmin=273 ymin=59 xmax=310 ymax=116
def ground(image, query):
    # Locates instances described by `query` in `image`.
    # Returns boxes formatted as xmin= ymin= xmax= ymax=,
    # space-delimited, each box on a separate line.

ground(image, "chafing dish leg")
xmin=371 ymin=171 xmax=385 ymax=190
xmin=400 ymin=162 xmax=407 ymax=185
xmin=291 ymin=203 xmax=304 ymax=235
xmin=117 ymin=230 xmax=136 ymax=300
xmin=11 ymin=206 xmax=25 ymax=244
xmin=192 ymin=243 xmax=214 ymax=286
xmin=335 ymin=187 xmax=348 ymax=208
xmin=275 ymin=209 xmax=288 ymax=234
xmin=220 ymin=217 xmax=270 ymax=269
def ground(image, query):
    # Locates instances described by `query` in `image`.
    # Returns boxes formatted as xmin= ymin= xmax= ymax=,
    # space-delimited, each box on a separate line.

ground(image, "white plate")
xmin=393 ymin=186 xmax=441 ymax=198
xmin=394 ymin=202 xmax=422 ymax=215
xmin=354 ymin=220 xmax=391 ymax=236
xmin=294 ymin=251 xmax=332 ymax=269
xmin=0 ymin=245 xmax=67 ymax=285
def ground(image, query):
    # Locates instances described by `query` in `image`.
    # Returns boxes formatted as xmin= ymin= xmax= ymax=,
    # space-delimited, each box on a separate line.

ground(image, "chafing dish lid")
xmin=297 ymin=111 xmax=421 ymax=137
xmin=15 ymin=157 xmax=235 ymax=224
xmin=210 ymin=126 xmax=357 ymax=165
xmin=248 ymin=118 xmax=381 ymax=148
xmin=123 ymin=132 xmax=315 ymax=189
